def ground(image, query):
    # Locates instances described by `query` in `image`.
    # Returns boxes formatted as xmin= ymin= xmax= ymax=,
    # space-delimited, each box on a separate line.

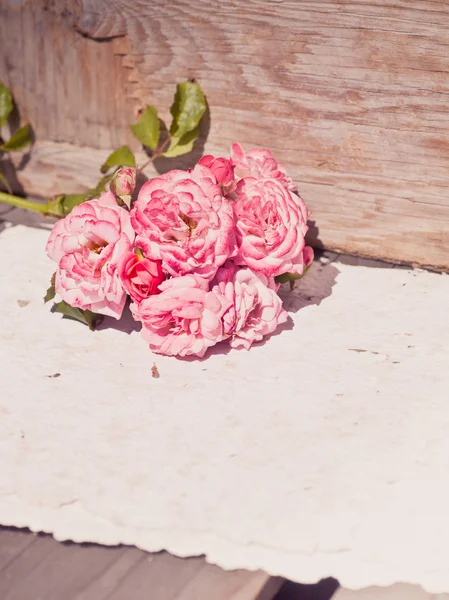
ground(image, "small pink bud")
xmin=110 ymin=167 xmax=137 ymax=199
xmin=199 ymin=155 xmax=236 ymax=195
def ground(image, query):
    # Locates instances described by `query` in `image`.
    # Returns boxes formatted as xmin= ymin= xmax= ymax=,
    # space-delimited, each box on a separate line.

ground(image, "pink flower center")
xmin=86 ymin=240 xmax=107 ymax=254
xmin=241 ymin=192 xmax=282 ymax=247
xmin=179 ymin=212 xmax=199 ymax=237
xmin=145 ymin=195 xmax=210 ymax=246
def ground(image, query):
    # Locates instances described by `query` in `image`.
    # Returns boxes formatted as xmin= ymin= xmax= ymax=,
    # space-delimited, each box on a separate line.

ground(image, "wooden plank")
xmin=2 ymin=0 xmax=449 ymax=270
xmin=75 ymin=547 xmax=149 ymax=600
xmin=167 ymin=562 xmax=283 ymax=600
xmin=7 ymin=139 xmax=447 ymax=271
xmin=0 ymin=535 xmax=129 ymax=600
xmin=0 ymin=528 xmax=280 ymax=600
xmin=105 ymin=552 xmax=282 ymax=600
xmin=0 ymin=0 xmax=134 ymax=149
xmin=0 ymin=527 xmax=37 ymax=572
xmin=0 ymin=534 xmax=59 ymax=599
xmin=103 ymin=553 xmax=205 ymax=600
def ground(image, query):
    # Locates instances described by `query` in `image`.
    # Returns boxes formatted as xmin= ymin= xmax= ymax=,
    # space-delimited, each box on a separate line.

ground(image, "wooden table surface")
xmin=0 ymin=527 xmax=287 ymax=600
xmin=1 ymin=527 xmax=446 ymax=600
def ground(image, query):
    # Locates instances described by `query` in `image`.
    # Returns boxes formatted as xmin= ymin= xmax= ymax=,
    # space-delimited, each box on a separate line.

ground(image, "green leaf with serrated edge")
xmin=52 ymin=301 xmax=103 ymax=331
xmin=100 ymin=146 xmax=135 ymax=174
xmin=0 ymin=123 xmax=32 ymax=152
xmin=0 ymin=81 xmax=13 ymax=127
xmin=169 ymin=81 xmax=206 ymax=140
xmin=163 ymin=126 xmax=199 ymax=158
xmin=0 ymin=172 xmax=12 ymax=194
xmin=130 ymin=106 xmax=159 ymax=150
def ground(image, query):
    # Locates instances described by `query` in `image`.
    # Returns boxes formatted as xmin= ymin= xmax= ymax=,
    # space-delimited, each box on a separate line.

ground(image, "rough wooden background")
xmin=1 ymin=0 xmax=449 ymax=270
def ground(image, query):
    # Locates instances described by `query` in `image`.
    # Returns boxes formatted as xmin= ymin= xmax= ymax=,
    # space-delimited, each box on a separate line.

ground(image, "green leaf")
xmin=100 ymin=146 xmax=135 ymax=174
xmin=0 ymin=81 xmax=13 ymax=127
xmin=44 ymin=284 xmax=56 ymax=303
xmin=0 ymin=123 xmax=32 ymax=152
xmin=274 ymin=272 xmax=301 ymax=285
xmin=0 ymin=172 xmax=12 ymax=194
xmin=61 ymin=193 xmax=91 ymax=215
xmin=45 ymin=193 xmax=89 ymax=217
xmin=163 ymin=126 xmax=200 ymax=158
xmin=44 ymin=273 xmax=56 ymax=303
xmin=44 ymin=285 xmax=56 ymax=303
xmin=45 ymin=180 xmax=113 ymax=218
xmin=275 ymin=263 xmax=313 ymax=289
xmin=169 ymin=81 xmax=206 ymax=140
xmin=52 ymin=301 xmax=103 ymax=330
xmin=130 ymin=106 xmax=159 ymax=150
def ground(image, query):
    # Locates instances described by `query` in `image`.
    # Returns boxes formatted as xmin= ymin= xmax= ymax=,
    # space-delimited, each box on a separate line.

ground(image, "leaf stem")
xmin=0 ymin=191 xmax=49 ymax=214
xmin=137 ymin=135 xmax=172 ymax=173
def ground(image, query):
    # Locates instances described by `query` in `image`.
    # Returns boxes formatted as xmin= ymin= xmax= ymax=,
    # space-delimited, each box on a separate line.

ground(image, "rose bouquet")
xmin=0 ymin=80 xmax=314 ymax=358
xmin=45 ymin=144 xmax=313 ymax=358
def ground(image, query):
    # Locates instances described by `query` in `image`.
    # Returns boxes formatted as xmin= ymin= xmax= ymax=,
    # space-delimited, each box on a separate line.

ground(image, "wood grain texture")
xmin=0 ymin=528 xmax=280 ymax=600
xmin=1 ymin=0 xmax=449 ymax=269
xmin=0 ymin=0 xmax=135 ymax=148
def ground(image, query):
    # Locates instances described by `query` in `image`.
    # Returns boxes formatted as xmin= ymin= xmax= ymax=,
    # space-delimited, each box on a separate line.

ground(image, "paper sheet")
xmin=1 ymin=216 xmax=449 ymax=593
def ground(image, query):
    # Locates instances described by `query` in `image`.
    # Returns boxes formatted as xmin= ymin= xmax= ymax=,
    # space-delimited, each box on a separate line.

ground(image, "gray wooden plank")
xmin=168 ymin=561 xmax=281 ymax=600
xmin=106 ymin=551 xmax=279 ymax=600
xmin=74 ymin=547 xmax=146 ymax=600
xmin=0 ymin=529 xmax=281 ymax=600
xmin=105 ymin=552 xmax=205 ymax=600
xmin=0 ymin=528 xmax=38 ymax=572
xmin=1 ymin=534 xmax=128 ymax=600
xmin=0 ymin=534 xmax=58 ymax=599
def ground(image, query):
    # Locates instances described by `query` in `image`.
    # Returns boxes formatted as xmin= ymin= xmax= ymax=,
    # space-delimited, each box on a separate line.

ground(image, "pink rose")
xmin=233 ymin=177 xmax=310 ymax=278
xmin=118 ymin=250 xmax=165 ymax=304
xmin=46 ymin=192 xmax=135 ymax=319
xmin=131 ymin=275 xmax=232 ymax=358
xmin=230 ymin=142 xmax=296 ymax=191
xmin=212 ymin=262 xmax=288 ymax=350
xmin=198 ymin=155 xmax=236 ymax=194
xmin=131 ymin=164 xmax=236 ymax=280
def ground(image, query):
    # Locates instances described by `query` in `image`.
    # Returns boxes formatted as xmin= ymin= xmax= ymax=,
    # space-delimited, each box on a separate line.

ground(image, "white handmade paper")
xmin=1 ymin=218 xmax=449 ymax=593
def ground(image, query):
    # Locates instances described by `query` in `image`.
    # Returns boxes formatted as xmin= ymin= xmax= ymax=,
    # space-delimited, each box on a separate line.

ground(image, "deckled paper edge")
xmin=1 ymin=494 xmax=447 ymax=594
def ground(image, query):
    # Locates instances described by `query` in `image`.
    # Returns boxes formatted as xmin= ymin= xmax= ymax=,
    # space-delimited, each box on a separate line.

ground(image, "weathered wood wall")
xmin=1 ymin=0 xmax=449 ymax=270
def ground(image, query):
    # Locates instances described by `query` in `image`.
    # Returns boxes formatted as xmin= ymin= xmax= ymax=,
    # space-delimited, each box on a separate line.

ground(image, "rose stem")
xmin=0 ymin=191 xmax=49 ymax=214
xmin=137 ymin=136 xmax=172 ymax=174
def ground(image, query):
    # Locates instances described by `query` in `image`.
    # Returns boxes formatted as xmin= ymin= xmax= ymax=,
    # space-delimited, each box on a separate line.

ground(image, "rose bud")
xmin=110 ymin=167 xmax=137 ymax=208
xmin=198 ymin=155 xmax=236 ymax=195
xmin=118 ymin=248 xmax=165 ymax=304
